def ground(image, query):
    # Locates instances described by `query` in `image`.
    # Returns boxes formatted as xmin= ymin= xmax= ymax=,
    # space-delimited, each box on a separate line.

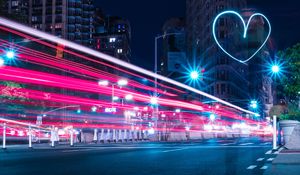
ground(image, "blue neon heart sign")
xmin=212 ymin=11 xmax=271 ymax=63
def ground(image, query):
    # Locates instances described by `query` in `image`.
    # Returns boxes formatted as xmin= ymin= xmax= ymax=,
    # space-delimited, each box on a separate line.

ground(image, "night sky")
xmin=95 ymin=0 xmax=300 ymax=70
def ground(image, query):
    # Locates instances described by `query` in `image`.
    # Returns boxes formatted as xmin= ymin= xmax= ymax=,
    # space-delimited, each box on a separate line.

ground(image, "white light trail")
xmin=0 ymin=17 xmax=259 ymax=116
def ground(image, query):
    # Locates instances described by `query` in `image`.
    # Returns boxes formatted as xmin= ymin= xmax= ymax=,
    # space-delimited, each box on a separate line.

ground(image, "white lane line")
xmin=221 ymin=143 xmax=235 ymax=146
xmin=75 ymin=146 xmax=181 ymax=149
xmin=247 ymin=165 xmax=257 ymax=170
xmin=256 ymin=158 xmax=264 ymax=161
xmin=62 ymin=149 xmax=81 ymax=153
xmin=239 ymin=143 xmax=254 ymax=146
xmin=267 ymin=158 xmax=274 ymax=161
xmin=261 ymin=142 xmax=271 ymax=145
xmin=162 ymin=148 xmax=187 ymax=153
xmin=265 ymin=150 xmax=272 ymax=154
xmin=260 ymin=166 xmax=268 ymax=170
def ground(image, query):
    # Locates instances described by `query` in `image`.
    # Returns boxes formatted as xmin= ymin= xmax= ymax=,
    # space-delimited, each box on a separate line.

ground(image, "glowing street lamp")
xmin=98 ymin=79 xmax=128 ymax=105
xmin=125 ymin=94 xmax=133 ymax=101
xmin=190 ymin=70 xmax=199 ymax=80
xmin=98 ymin=80 xmax=109 ymax=86
xmin=91 ymin=106 xmax=97 ymax=112
xmin=209 ymin=113 xmax=216 ymax=121
xmin=271 ymin=65 xmax=280 ymax=74
xmin=150 ymin=97 xmax=158 ymax=105
xmin=6 ymin=50 xmax=15 ymax=59
xmin=112 ymin=96 xmax=119 ymax=101
xmin=175 ymin=109 xmax=181 ymax=113
xmin=250 ymin=100 xmax=258 ymax=109
xmin=117 ymin=79 xmax=128 ymax=86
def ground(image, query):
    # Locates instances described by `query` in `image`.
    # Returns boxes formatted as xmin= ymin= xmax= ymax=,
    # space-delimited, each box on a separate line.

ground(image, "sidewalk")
xmin=265 ymin=148 xmax=300 ymax=175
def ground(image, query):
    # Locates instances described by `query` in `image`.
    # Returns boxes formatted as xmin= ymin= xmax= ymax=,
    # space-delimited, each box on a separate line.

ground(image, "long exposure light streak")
xmin=0 ymin=27 xmax=186 ymax=95
xmin=0 ymin=17 xmax=258 ymax=116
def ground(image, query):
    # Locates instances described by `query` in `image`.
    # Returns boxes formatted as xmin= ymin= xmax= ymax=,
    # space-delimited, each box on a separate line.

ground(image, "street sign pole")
xmin=273 ymin=115 xmax=277 ymax=150
xmin=3 ymin=123 xmax=6 ymax=149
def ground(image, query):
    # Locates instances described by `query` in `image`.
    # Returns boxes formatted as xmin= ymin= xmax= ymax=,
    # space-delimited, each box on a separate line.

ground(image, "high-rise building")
xmin=3 ymin=0 xmax=29 ymax=23
xmin=241 ymin=8 xmax=273 ymax=117
xmin=93 ymin=15 xmax=131 ymax=62
xmin=185 ymin=0 xmax=272 ymax=117
xmin=186 ymin=0 xmax=249 ymax=108
xmin=3 ymin=0 xmax=95 ymax=47
xmin=30 ymin=0 xmax=94 ymax=47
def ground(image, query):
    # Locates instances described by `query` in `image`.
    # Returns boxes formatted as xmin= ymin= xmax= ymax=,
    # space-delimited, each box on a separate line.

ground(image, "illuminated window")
xmin=109 ymin=37 xmax=116 ymax=42
xmin=117 ymin=49 xmax=123 ymax=53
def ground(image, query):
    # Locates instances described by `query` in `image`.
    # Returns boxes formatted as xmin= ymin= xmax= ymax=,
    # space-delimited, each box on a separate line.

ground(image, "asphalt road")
xmin=0 ymin=137 xmax=276 ymax=175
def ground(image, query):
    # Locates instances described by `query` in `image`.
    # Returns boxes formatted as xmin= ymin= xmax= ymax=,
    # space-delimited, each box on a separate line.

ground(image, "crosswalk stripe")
xmin=256 ymin=158 xmax=264 ymax=161
xmin=260 ymin=166 xmax=268 ymax=170
xmin=265 ymin=150 xmax=272 ymax=154
xmin=247 ymin=165 xmax=257 ymax=170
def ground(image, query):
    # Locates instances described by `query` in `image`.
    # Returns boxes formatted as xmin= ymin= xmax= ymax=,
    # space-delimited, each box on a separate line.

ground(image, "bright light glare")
xmin=148 ymin=128 xmax=155 ymax=134
xmin=190 ymin=71 xmax=199 ymax=80
xmin=271 ymin=65 xmax=280 ymax=73
xmin=91 ymin=106 xmax=97 ymax=112
xmin=0 ymin=58 xmax=4 ymax=67
xmin=117 ymin=79 xmax=128 ymax=86
xmin=250 ymin=100 xmax=258 ymax=109
xmin=125 ymin=94 xmax=133 ymax=100
xmin=112 ymin=96 xmax=119 ymax=101
xmin=6 ymin=51 xmax=15 ymax=59
xmin=150 ymin=97 xmax=158 ymax=105
xmin=209 ymin=114 xmax=216 ymax=121
xmin=98 ymin=80 xmax=109 ymax=86
xmin=175 ymin=109 xmax=181 ymax=113
xmin=0 ymin=17 xmax=258 ymax=116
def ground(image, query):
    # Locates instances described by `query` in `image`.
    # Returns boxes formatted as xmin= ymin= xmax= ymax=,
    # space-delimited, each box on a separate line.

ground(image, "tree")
xmin=278 ymin=43 xmax=300 ymax=100
xmin=275 ymin=43 xmax=300 ymax=120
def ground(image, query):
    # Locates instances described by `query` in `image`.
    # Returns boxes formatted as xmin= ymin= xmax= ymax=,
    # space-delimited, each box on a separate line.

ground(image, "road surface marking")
xmin=62 ymin=149 xmax=80 ymax=153
xmin=267 ymin=158 xmax=274 ymax=161
xmin=261 ymin=142 xmax=271 ymax=145
xmin=256 ymin=158 xmax=264 ymax=161
xmin=265 ymin=150 xmax=272 ymax=154
xmin=247 ymin=165 xmax=257 ymax=170
xmin=239 ymin=143 xmax=254 ymax=146
xmin=221 ymin=143 xmax=235 ymax=146
xmin=260 ymin=166 xmax=268 ymax=170
xmin=162 ymin=148 xmax=187 ymax=153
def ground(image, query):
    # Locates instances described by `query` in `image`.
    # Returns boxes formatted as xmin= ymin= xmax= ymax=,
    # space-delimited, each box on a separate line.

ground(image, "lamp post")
xmin=154 ymin=32 xmax=183 ymax=137
xmin=98 ymin=79 xmax=128 ymax=106
xmin=269 ymin=62 xmax=281 ymax=150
